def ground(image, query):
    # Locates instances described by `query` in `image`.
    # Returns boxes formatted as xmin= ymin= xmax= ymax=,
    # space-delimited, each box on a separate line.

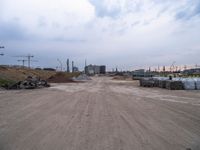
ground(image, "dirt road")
xmin=0 ymin=77 xmax=200 ymax=150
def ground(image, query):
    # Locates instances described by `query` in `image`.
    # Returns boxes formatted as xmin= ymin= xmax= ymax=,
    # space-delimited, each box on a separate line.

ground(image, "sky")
xmin=0 ymin=0 xmax=200 ymax=71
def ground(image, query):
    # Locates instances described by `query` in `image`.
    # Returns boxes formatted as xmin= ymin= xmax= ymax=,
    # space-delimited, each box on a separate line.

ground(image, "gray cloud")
xmin=175 ymin=1 xmax=200 ymax=20
xmin=0 ymin=21 xmax=28 ymax=40
xmin=89 ymin=0 xmax=121 ymax=18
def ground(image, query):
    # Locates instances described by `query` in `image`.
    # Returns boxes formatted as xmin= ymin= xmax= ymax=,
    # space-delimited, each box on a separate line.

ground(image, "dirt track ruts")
xmin=0 ymin=77 xmax=200 ymax=150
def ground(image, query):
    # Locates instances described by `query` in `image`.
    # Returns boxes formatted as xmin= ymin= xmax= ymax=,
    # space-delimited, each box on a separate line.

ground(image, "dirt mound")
xmin=0 ymin=66 xmax=56 ymax=82
xmin=0 ymin=66 xmax=8 ymax=71
xmin=47 ymin=72 xmax=76 ymax=83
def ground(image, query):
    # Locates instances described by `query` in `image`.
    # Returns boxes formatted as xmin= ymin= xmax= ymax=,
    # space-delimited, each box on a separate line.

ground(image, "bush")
xmin=0 ymin=78 xmax=16 ymax=88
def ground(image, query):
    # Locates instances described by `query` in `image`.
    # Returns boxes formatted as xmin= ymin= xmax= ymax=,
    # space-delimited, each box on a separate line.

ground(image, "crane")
xmin=18 ymin=59 xmax=28 ymax=67
xmin=14 ymin=54 xmax=34 ymax=68
xmin=17 ymin=59 xmax=38 ymax=67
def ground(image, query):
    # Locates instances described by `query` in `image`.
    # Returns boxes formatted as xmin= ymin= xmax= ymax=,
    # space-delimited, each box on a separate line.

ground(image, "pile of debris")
xmin=72 ymin=74 xmax=92 ymax=81
xmin=140 ymin=77 xmax=200 ymax=90
xmin=6 ymin=76 xmax=50 ymax=90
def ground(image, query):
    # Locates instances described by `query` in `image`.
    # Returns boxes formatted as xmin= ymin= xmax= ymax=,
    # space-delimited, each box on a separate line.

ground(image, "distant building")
xmin=182 ymin=68 xmax=200 ymax=75
xmin=72 ymin=66 xmax=79 ymax=72
xmin=43 ymin=68 xmax=56 ymax=71
xmin=100 ymin=66 xmax=106 ymax=74
xmin=85 ymin=65 xmax=106 ymax=75
xmin=132 ymin=69 xmax=155 ymax=79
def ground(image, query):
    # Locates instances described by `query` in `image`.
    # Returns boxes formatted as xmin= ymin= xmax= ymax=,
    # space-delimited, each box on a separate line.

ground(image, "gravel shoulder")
xmin=0 ymin=77 xmax=200 ymax=150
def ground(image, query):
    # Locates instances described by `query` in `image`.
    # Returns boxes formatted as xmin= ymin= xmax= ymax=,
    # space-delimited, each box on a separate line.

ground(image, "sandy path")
xmin=0 ymin=77 xmax=200 ymax=150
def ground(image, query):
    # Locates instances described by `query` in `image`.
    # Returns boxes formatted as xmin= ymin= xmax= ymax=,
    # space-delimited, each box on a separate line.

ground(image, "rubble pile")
xmin=72 ymin=74 xmax=92 ymax=81
xmin=7 ymin=76 xmax=50 ymax=90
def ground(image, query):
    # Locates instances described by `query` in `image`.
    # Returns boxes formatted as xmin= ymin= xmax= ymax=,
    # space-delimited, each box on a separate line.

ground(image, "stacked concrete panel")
xmin=166 ymin=81 xmax=184 ymax=90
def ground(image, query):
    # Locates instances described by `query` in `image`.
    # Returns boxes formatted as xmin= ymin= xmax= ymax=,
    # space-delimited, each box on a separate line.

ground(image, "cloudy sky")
xmin=0 ymin=0 xmax=200 ymax=71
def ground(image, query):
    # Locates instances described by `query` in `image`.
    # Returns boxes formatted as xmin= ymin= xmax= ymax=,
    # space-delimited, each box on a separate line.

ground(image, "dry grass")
xmin=0 ymin=66 xmax=56 ymax=82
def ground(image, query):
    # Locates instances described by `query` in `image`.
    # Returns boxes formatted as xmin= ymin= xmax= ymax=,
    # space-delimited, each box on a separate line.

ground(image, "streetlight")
xmin=0 ymin=46 xmax=5 ymax=56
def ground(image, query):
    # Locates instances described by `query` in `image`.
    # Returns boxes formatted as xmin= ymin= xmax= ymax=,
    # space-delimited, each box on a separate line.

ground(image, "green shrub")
xmin=0 ymin=78 xmax=16 ymax=88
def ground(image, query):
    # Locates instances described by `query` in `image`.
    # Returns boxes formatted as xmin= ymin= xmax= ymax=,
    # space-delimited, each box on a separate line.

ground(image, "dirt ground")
xmin=0 ymin=77 xmax=200 ymax=150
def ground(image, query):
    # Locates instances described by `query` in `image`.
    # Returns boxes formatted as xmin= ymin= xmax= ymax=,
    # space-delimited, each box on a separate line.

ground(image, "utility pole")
xmin=163 ymin=66 xmax=165 ymax=72
xmin=149 ymin=67 xmax=151 ymax=72
xmin=85 ymin=59 xmax=87 ymax=74
xmin=0 ymin=46 xmax=5 ymax=56
xmin=175 ymin=66 xmax=178 ymax=72
xmin=184 ymin=65 xmax=187 ymax=70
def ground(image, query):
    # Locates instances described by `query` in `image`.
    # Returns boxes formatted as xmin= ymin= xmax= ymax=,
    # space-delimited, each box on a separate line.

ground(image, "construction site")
xmin=0 ymin=60 xmax=200 ymax=150
xmin=1 ymin=0 xmax=200 ymax=149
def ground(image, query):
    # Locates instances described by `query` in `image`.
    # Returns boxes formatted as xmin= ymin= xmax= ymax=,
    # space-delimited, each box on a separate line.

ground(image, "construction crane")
xmin=14 ymin=54 xmax=38 ymax=68
xmin=14 ymin=54 xmax=35 ymax=68
xmin=18 ymin=59 xmax=38 ymax=67
xmin=18 ymin=59 xmax=28 ymax=67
